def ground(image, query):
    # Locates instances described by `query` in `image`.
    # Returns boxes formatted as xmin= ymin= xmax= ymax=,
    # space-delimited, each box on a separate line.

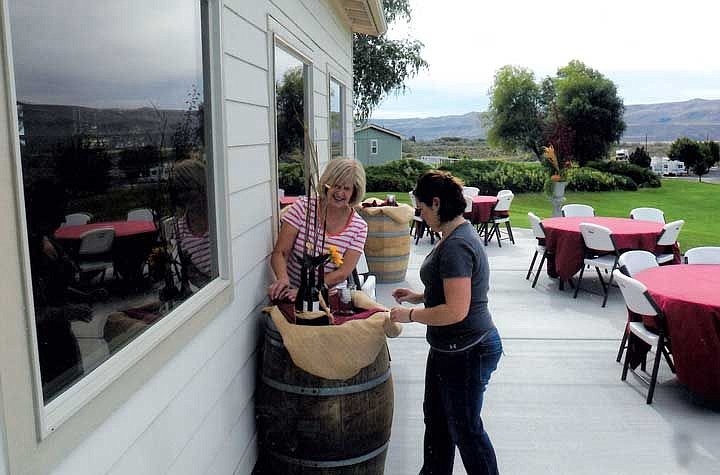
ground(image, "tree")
xmin=353 ymin=0 xmax=428 ymax=122
xmin=486 ymin=66 xmax=544 ymax=158
xmin=487 ymin=60 xmax=625 ymax=165
xmin=629 ymin=146 xmax=651 ymax=168
xmin=275 ymin=66 xmax=305 ymax=163
xmin=54 ymin=134 xmax=111 ymax=194
xmin=668 ymin=137 xmax=710 ymax=181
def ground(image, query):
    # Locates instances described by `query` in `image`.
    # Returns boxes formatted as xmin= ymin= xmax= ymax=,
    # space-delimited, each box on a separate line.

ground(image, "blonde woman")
xmin=269 ymin=158 xmax=367 ymax=302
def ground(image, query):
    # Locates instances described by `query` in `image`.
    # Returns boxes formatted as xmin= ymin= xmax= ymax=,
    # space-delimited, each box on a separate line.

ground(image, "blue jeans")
xmin=421 ymin=327 xmax=502 ymax=475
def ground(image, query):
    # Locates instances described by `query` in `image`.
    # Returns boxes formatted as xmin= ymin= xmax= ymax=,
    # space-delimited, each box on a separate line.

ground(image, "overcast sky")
xmin=373 ymin=0 xmax=720 ymax=119
xmin=9 ymin=0 xmax=203 ymax=109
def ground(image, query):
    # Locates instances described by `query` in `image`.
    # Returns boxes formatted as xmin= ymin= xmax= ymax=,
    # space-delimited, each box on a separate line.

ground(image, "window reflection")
xmin=275 ymin=45 xmax=307 ymax=200
xmin=9 ymin=0 xmax=217 ymax=403
xmin=329 ymin=78 xmax=344 ymax=158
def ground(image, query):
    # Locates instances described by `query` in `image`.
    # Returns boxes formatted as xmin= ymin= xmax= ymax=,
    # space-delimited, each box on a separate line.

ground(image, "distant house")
xmin=354 ymin=124 xmax=402 ymax=166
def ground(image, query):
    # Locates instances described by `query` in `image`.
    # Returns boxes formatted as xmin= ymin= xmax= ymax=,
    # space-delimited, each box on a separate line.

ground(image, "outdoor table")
xmin=464 ymin=195 xmax=498 ymax=224
xmin=634 ymin=265 xmax=720 ymax=403
xmin=55 ymin=221 xmax=157 ymax=283
xmin=279 ymin=195 xmax=298 ymax=209
xmin=541 ymin=216 xmax=678 ymax=281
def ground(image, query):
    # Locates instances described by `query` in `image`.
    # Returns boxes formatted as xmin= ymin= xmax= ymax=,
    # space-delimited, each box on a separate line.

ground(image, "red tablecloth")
xmin=464 ymin=196 xmax=498 ymax=224
xmin=54 ymin=221 xmax=156 ymax=239
xmin=280 ymin=196 xmax=299 ymax=209
xmin=542 ymin=217 xmax=676 ymax=280
xmin=634 ymin=265 xmax=720 ymax=403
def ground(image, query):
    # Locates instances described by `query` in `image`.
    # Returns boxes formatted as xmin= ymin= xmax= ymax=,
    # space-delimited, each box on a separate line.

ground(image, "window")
xmin=329 ymin=78 xmax=344 ymax=158
xmin=275 ymin=43 xmax=310 ymax=199
xmin=8 ymin=0 xmax=219 ymax=415
xmin=371 ymin=139 xmax=379 ymax=155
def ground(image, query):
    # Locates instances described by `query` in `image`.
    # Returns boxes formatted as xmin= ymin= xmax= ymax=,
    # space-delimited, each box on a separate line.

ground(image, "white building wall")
xmin=44 ymin=1 xmax=353 ymax=474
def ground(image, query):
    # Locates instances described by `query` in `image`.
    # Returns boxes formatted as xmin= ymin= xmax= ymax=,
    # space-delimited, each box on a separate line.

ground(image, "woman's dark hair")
xmin=414 ymin=170 xmax=466 ymax=223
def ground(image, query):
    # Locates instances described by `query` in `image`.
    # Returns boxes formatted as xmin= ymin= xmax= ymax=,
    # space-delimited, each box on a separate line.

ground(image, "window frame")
xmin=267 ymin=17 xmax=314 ymax=239
xmin=0 ymin=0 xmax=233 ymax=470
xmin=370 ymin=138 xmax=379 ymax=155
xmin=328 ymin=73 xmax=346 ymax=159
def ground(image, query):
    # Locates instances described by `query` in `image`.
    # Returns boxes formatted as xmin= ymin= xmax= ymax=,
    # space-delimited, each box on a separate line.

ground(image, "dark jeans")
xmin=421 ymin=327 xmax=502 ymax=475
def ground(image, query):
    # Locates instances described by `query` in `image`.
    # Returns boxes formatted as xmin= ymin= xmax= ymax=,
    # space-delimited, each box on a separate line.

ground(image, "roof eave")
xmin=334 ymin=0 xmax=387 ymax=37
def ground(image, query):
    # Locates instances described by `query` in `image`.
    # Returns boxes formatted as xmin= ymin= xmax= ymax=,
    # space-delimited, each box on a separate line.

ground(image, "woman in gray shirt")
xmin=391 ymin=171 xmax=502 ymax=475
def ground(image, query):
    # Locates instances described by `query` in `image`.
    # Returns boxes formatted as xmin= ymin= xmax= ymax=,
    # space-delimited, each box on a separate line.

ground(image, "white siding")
xmin=33 ymin=1 xmax=354 ymax=473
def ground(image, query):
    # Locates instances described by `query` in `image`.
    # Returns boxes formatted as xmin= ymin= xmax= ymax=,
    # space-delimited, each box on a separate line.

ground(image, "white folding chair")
xmin=352 ymin=252 xmax=376 ymax=301
xmin=63 ymin=212 xmax=92 ymax=226
xmin=616 ymin=250 xmax=659 ymax=362
xmin=462 ymin=186 xmax=480 ymax=197
xmin=684 ymin=246 xmax=720 ymax=264
xmin=561 ymin=204 xmax=595 ymax=217
xmin=127 ymin=208 xmax=154 ymax=222
xmin=77 ymin=227 xmax=115 ymax=283
xmin=575 ymin=223 xmax=620 ymax=307
xmin=630 ymin=207 xmax=665 ymax=223
xmin=614 ymin=270 xmax=675 ymax=404
xmin=654 ymin=220 xmax=684 ymax=264
xmin=482 ymin=192 xmax=515 ymax=247
xmin=526 ymin=212 xmax=550 ymax=288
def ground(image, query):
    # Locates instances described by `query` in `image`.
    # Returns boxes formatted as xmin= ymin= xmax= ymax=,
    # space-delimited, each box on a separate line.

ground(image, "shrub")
xmin=585 ymin=160 xmax=661 ymax=188
xmin=365 ymin=159 xmax=430 ymax=192
xmin=566 ymin=167 xmax=637 ymax=191
xmin=629 ymin=146 xmax=651 ymax=168
xmin=279 ymin=162 xmax=304 ymax=195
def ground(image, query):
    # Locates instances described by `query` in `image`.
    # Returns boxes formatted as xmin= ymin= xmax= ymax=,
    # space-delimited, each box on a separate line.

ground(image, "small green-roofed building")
xmin=354 ymin=123 xmax=402 ymax=166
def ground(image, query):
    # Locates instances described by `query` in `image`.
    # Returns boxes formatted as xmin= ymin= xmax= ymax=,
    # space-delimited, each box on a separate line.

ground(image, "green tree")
xmin=54 ymin=135 xmax=111 ymax=194
xmin=487 ymin=60 xmax=625 ymax=165
xmin=669 ymin=137 xmax=707 ymax=181
xmin=353 ymin=0 xmax=428 ymax=122
xmin=629 ymin=146 xmax=651 ymax=168
xmin=119 ymin=145 xmax=161 ymax=182
xmin=486 ymin=66 xmax=544 ymax=159
xmin=275 ymin=66 xmax=305 ymax=163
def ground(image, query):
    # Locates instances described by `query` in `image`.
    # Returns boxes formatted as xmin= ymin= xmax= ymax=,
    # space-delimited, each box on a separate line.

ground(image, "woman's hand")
xmin=268 ymin=277 xmax=297 ymax=300
xmin=392 ymin=288 xmax=423 ymax=304
xmin=390 ymin=306 xmax=413 ymax=323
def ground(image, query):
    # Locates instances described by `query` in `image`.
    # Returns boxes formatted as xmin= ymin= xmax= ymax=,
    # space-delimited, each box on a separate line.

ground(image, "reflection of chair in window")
xmin=77 ymin=228 xmax=115 ymax=283
xmin=63 ymin=212 xmax=92 ymax=226
xmin=127 ymin=208 xmax=154 ymax=222
xmin=352 ymin=252 xmax=376 ymax=301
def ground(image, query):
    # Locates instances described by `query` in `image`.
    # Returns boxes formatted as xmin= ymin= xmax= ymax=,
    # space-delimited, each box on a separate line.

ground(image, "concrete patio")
xmin=376 ymin=228 xmax=720 ymax=475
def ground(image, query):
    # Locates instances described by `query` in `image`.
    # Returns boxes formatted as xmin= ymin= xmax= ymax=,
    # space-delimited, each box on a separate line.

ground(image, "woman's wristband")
xmin=409 ymin=308 xmax=414 ymax=322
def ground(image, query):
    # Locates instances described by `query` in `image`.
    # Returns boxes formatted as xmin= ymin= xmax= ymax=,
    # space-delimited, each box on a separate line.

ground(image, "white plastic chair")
xmin=655 ymin=220 xmax=684 ymax=264
xmin=575 ymin=223 xmax=620 ymax=307
xmin=630 ymin=207 xmax=665 ymax=223
xmin=127 ymin=208 xmax=154 ymax=222
xmin=614 ymin=270 xmax=675 ymax=404
xmin=482 ymin=192 xmax=515 ymax=247
xmin=463 ymin=195 xmax=473 ymax=214
xmin=352 ymin=252 xmax=376 ymax=301
xmin=462 ymin=186 xmax=480 ymax=197
xmin=561 ymin=204 xmax=595 ymax=217
xmin=684 ymin=246 xmax=720 ymax=264
xmin=618 ymin=250 xmax=658 ymax=277
xmin=63 ymin=212 xmax=92 ymax=226
xmin=77 ymin=227 xmax=115 ymax=282
xmin=526 ymin=212 xmax=549 ymax=288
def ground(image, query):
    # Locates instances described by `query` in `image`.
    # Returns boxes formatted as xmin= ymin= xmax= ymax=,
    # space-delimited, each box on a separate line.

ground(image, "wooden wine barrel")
xmin=361 ymin=214 xmax=411 ymax=283
xmin=255 ymin=314 xmax=394 ymax=474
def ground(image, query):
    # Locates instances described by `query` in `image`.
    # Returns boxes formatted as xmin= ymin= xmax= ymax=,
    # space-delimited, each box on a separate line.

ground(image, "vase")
xmin=552 ymin=181 xmax=567 ymax=198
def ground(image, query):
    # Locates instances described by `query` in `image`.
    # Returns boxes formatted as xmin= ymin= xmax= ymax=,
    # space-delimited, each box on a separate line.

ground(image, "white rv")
xmin=615 ymin=149 xmax=630 ymax=161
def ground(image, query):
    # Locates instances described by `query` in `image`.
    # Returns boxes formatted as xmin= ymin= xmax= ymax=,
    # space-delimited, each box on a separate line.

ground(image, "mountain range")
xmin=371 ymin=98 xmax=720 ymax=142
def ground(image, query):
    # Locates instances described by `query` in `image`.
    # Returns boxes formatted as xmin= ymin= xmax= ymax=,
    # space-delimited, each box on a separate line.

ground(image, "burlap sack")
xmin=358 ymin=199 xmax=414 ymax=224
xmin=266 ymin=291 xmax=402 ymax=380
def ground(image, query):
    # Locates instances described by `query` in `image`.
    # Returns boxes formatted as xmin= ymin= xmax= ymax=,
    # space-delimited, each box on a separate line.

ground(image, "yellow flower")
xmin=543 ymin=145 xmax=560 ymax=175
xmin=327 ymin=245 xmax=344 ymax=266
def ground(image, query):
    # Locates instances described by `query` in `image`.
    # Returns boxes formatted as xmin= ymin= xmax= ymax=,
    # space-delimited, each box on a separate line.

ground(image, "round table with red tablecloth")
xmin=541 ymin=216 xmax=678 ymax=281
xmin=55 ymin=221 xmax=157 ymax=283
xmin=634 ymin=265 xmax=720 ymax=403
xmin=463 ymin=196 xmax=498 ymax=224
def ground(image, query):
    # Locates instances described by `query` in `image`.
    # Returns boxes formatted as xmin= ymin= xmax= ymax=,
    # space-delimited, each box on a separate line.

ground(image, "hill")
xmin=371 ymin=98 xmax=720 ymax=142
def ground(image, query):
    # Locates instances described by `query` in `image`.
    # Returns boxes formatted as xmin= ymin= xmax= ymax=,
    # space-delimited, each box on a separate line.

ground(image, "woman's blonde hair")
xmin=318 ymin=157 xmax=366 ymax=207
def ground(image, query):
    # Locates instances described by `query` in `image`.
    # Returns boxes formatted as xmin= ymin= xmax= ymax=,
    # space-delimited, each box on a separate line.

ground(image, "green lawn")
xmin=366 ymin=179 xmax=719 ymax=249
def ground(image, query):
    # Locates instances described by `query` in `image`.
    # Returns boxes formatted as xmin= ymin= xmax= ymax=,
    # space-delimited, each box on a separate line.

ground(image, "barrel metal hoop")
xmin=366 ymin=230 xmax=411 ymax=238
xmin=266 ymin=441 xmax=389 ymax=468
xmin=365 ymin=253 xmax=410 ymax=262
xmin=261 ymin=368 xmax=391 ymax=396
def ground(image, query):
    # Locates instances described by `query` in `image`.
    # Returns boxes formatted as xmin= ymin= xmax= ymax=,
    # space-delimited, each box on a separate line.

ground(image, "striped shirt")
xmin=177 ymin=214 xmax=212 ymax=278
xmin=282 ymin=196 xmax=367 ymax=289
